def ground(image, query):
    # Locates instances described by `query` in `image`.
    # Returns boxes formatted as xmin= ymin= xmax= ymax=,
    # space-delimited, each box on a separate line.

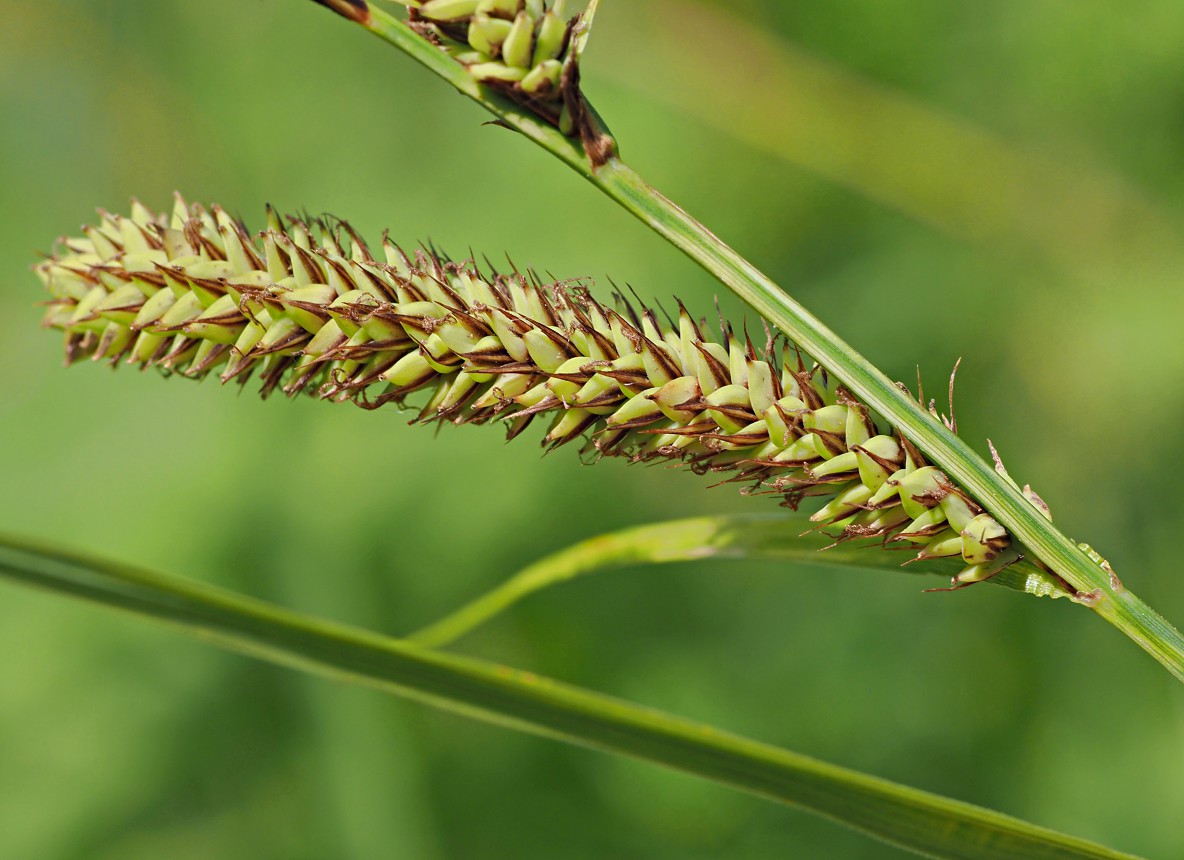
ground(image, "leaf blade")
xmin=0 ymin=533 xmax=1140 ymax=860
xmin=408 ymin=513 xmax=1069 ymax=648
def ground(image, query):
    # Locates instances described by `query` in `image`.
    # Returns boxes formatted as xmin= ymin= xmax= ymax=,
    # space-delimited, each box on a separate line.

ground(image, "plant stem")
xmin=0 ymin=534 xmax=1141 ymax=860
xmin=1093 ymin=588 xmax=1184 ymax=680
xmin=310 ymin=0 xmax=1184 ymax=683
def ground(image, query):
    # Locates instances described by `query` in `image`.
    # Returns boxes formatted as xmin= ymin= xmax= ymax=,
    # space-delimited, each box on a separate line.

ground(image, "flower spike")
xmin=311 ymin=0 xmax=614 ymax=165
xmin=37 ymin=198 xmax=1052 ymax=587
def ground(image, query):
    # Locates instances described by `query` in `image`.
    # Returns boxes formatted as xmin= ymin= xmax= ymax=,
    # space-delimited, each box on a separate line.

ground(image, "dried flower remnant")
xmin=37 ymin=199 xmax=1049 ymax=587
xmin=311 ymin=0 xmax=372 ymax=25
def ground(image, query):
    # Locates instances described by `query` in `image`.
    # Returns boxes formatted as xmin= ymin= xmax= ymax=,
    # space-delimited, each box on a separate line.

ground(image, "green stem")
xmin=313 ymin=0 xmax=1184 ymax=683
xmin=0 ymin=534 xmax=1141 ymax=860
xmin=1093 ymin=588 xmax=1184 ymax=680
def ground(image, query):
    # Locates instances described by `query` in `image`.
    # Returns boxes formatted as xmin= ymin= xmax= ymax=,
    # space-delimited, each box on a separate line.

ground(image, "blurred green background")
xmin=3 ymin=1 xmax=1183 ymax=857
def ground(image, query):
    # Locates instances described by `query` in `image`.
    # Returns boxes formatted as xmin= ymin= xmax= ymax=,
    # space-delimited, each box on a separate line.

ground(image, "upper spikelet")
xmin=36 ymin=197 xmax=1047 ymax=587
xmin=399 ymin=0 xmax=612 ymax=163
xmin=407 ymin=0 xmax=575 ymax=97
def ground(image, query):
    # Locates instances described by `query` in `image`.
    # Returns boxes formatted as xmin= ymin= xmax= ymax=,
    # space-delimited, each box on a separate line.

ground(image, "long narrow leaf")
xmin=409 ymin=513 xmax=1067 ymax=648
xmin=0 ymin=534 xmax=1139 ymax=860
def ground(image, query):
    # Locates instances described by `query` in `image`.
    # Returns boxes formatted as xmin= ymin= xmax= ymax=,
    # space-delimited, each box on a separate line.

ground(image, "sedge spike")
xmin=320 ymin=0 xmax=616 ymax=165
xmin=37 ymin=198 xmax=1049 ymax=587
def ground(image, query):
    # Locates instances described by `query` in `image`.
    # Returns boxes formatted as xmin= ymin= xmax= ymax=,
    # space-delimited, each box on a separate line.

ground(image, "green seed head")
xmin=412 ymin=0 xmax=575 ymax=95
xmin=392 ymin=0 xmax=615 ymax=164
xmin=37 ymin=198 xmax=1045 ymax=587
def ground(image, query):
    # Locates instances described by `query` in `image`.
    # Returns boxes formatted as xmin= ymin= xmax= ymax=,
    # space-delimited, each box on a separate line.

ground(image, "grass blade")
xmin=0 ymin=533 xmax=1140 ymax=860
xmin=408 ymin=513 xmax=1067 ymax=648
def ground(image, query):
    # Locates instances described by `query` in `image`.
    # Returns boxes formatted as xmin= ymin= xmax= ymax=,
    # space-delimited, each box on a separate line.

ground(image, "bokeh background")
xmin=3 ymin=1 xmax=1183 ymax=857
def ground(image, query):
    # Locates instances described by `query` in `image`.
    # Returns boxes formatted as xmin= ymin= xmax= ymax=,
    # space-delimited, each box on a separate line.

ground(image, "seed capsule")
xmin=898 ymin=466 xmax=948 ymax=519
xmin=521 ymin=59 xmax=562 ymax=94
xmin=955 ymin=549 xmax=1020 ymax=586
xmin=419 ymin=0 xmax=481 ymax=21
xmin=960 ymin=513 xmax=1011 ymax=565
xmin=533 ymin=9 xmax=567 ymax=62
xmin=468 ymin=14 xmax=510 ymax=56
xmin=501 ymin=12 xmax=535 ymax=68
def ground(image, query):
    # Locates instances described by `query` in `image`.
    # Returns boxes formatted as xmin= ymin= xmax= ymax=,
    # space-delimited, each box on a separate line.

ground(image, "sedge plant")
xmin=5 ymin=2 xmax=1183 ymax=858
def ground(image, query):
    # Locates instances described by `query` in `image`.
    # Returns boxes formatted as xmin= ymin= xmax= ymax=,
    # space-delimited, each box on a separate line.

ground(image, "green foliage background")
xmin=3 ymin=1 xmax=1183 ymax=857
